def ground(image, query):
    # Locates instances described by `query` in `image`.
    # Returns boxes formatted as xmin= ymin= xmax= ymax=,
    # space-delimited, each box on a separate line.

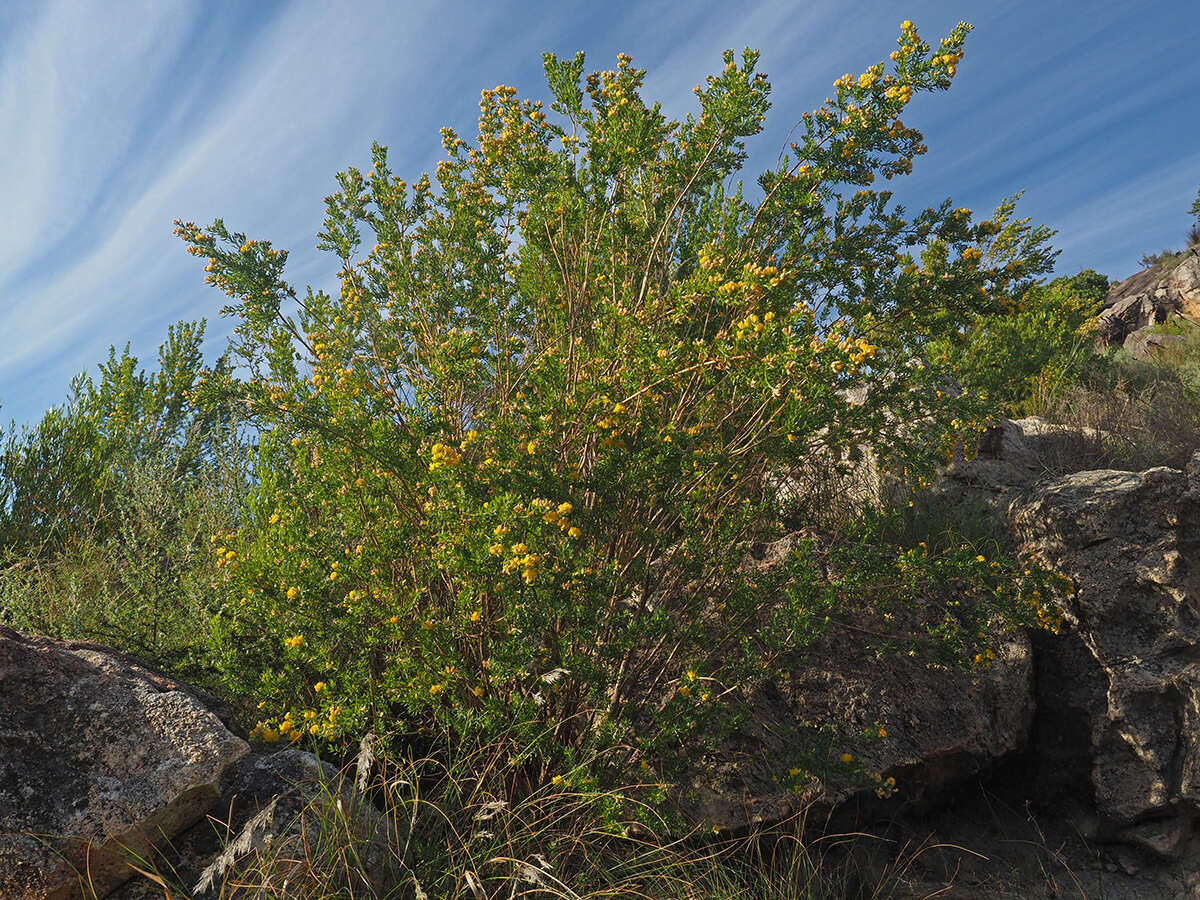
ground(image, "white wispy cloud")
xmin=0 ymin=0 xmax=460 ymax=413
xmin=1 ymin=0 xmax=1195 ymax=424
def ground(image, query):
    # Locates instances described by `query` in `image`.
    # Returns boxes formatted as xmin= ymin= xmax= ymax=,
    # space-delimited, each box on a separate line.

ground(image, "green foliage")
xmin=1138 ymin=247 xmax=1182 ymax=268
xmin=0 ymin=322 xmax=250 ymax=684
xmin=0 ymin=457 xmax=246 ymax=688
xmin=928 ymin=267 xmax=1107 ymax=414
xmin=0 ymin=321 xmax=240 ymax=554
xmin=170 ymin=21 xmax=1062 ymax=783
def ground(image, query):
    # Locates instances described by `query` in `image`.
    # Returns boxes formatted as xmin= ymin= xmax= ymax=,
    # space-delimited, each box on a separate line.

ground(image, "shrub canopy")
xmin=172 ymin=22 xmax=1062 ymax=778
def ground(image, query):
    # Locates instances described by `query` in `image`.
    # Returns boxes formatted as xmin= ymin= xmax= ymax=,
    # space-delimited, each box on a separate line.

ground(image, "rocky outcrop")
xmin=1123 ymin=327 xmax=1190 ymax=361
xmin=1095 ymin=246 xmax=1200 ymax=348
xmin=1012 ymin=459 xmax=1200 ymax=859
xmin=0 ymin=628 xmax=249 ymax=900
xmin=0 ymin=627 xmax=392 ymax=899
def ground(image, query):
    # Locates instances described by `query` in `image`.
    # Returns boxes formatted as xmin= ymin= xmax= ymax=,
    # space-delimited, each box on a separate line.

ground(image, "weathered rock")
xmin=677 ymin=533 xmax=1034 ymax=834
xmin=1011 ymin=459 xmax=1200 ymax=859
xmin=105 ymin=745 xmax=396 ymax=899
xmin=1097 ymin=293 xmax=1176 ymax=346
xmin=909 ymin=416 xmax=1115 ymax=555
xmin=0 ymin=628 xmax=249 ymax=900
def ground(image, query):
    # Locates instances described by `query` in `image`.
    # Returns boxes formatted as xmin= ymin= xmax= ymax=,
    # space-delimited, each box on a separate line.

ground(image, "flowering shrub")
xmin=177 ymin=22 xmax=1062 ymax=777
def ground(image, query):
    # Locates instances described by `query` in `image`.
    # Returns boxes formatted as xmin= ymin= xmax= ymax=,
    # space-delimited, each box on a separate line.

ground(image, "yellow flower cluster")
xmin=961 ymin=246 xmax=982 ymax=262
xmin=284 ymin=634 xmax=304 ymax=649
xmin=429 ymin=442 xmax=462 ymax=472
xmin=849 ymin=338 xmax=878 ymax=366
xmin=501 ymin=541 xmax=541 ymax=584
xmin=933 ymin=49 xmax=963 ymax=76
xmin=214 ymin=545 xmax=237 ymax=568
xmin=714 ymin=261 xmax=784 ymax=299
xmin=858 ymin=71 xmax=877 ymax=88
xmin=734 ymin=312 xmax=767 ymax=341
xmin=532 ymin=497 xmax=577 ymax=535
xmin=822 ymin=334 xmax=878 ymax=368
xmin=869 ymin=771 xmax=898 ymax=797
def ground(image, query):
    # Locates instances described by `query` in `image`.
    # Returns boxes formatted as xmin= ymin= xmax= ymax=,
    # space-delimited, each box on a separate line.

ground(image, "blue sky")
xmin=1 ymin=0 xmax=1196 ymax=427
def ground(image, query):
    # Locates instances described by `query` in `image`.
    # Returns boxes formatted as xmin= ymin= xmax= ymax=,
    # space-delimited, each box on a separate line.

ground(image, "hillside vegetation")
xmin=3 ymin=20 xmax=1197 ymax=897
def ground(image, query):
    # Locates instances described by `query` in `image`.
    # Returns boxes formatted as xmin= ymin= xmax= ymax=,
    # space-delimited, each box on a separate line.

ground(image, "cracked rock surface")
xmin=1012 ymin=457 xmax=1200 ymax=858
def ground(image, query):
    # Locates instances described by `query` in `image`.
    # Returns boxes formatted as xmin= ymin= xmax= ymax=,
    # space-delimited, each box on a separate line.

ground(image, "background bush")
xmin=927 ymin=265 xmax=1107 ymax=415
xmin=0 ymin=322 xmax=250 ymax=686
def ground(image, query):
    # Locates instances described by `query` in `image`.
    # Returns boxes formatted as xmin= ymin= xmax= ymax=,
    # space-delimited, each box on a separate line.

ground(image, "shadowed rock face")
xmin=0 ymin=628 xmax=248 ymax=900
xmin=1012 ymin=459 xmax=1200 ymax=859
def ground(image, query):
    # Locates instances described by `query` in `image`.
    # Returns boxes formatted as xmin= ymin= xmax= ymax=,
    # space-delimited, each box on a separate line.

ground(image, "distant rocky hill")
xmin=1095 ymin=244 xmax=1200 ymax=356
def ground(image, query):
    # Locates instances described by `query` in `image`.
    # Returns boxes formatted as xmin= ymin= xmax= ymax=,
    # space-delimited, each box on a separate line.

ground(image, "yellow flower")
xmin=568 ymin=526 xmax=581 ymax=539
xmin=313 ymin=681 xmax=326 ymax=693
xmin=878 ymin=727 xmax=887 ymax=738
xmin=975 ymin=555 xmax=986 ymax=563
xmin=840 ymin=752 xmax=853 ymax=764
xmin=489 ymin=543 xmax=504 ymax=556
xmin=429 ymin=684 xmax=443 ymax=696
xmin=284 ymin=634 xmax=304 ymax=649
xmin=470 ymin=610 xmax=481 ymax=623
xmin=287 ymin=587 xmax=300 ymax=600
xmin=261 ymin=727 xmax=280 ymax=742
